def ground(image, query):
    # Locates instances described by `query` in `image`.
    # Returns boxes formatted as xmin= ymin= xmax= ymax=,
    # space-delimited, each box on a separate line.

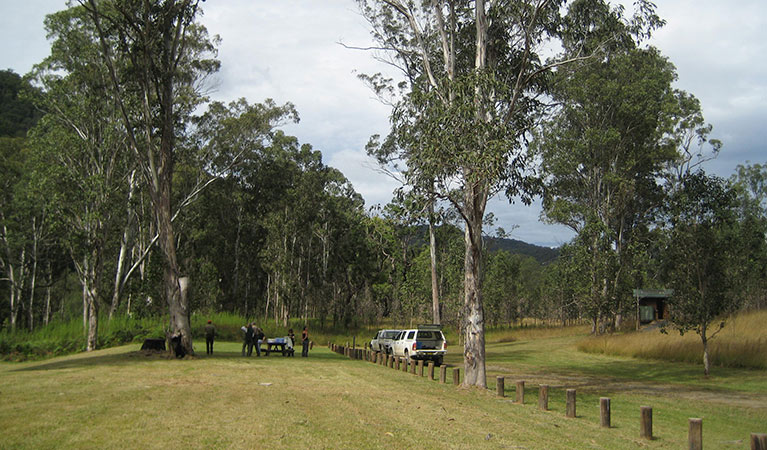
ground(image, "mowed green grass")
xmin=1 ymin=336 xmax=765 ymax=449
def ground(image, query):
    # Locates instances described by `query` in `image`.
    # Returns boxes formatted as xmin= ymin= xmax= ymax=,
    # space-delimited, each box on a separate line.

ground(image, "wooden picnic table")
xmin=261 ymin=338 xmax=293 ymax=356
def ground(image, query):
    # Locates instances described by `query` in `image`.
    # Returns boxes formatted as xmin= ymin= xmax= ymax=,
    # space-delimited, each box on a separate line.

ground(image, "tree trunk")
xmin=462 ymin=179 xmax=488 ymax=388
xmin=44 ymin=261 xmax=52 ymax=326
xmin=109 ymin=170 xmax=137 ymax=320
xmin=429 ymin=200 xmax=440 ymax=325
xmin=701 ymin=327 xmax=710 ymax=376
xmin=28 ymin=218 xmax=39 ymax=330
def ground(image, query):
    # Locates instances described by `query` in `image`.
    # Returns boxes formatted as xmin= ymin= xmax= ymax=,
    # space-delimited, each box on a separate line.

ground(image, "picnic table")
xmin=260 ymin=338 xmax=293 ymax=356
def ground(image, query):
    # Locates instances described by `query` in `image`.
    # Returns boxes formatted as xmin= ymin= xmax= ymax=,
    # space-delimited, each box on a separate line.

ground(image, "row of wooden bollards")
xmin=329 ymin=344 xmax=463 ymax=385
xmin=328 ymin=344 xmax=766 ymax=449
xmin=494 ymin=376 xmax=767 ymax=449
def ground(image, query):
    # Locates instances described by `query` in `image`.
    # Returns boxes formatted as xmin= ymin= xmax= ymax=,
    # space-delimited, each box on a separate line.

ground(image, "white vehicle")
xmin=370 ymin=329 xmax=401 ymax=354
xmin=391 ymin=325 xmax=447 ymax=366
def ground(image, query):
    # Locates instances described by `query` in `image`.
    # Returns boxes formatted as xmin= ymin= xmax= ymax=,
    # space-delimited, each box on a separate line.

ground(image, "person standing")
xmin=204 ymin=320 xmax=216 ymax=355
xmin=254 ymin=325 xmax=265 ymax=357
xmin=301 ymin=326 xmax=309 ymax=357
xmin=242 ymin=323 xmax=255 ymax=356
xmin=286 ymin=328 xmax=296 ymax=356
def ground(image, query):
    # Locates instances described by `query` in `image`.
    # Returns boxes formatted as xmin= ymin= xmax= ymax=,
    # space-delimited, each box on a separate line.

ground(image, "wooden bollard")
xmin=402 ymin=358 xmax=408 ymax=372
xmin=418 ymin=360 xmax=424 ymax=377
xmin=410 ymin=360 xmax=416 ymax=374
xmin=600 ymin=398 xmax=611 ymax=428
xmin=516 ymin=381 xmax=525 ymax=404
xmin=453 ymin=368 xmax=460 ymax=385
xmin=688 ymin=418 xmax=702 ymax=450
xmin=428 ymin=361 xmax=435 ymax=380
xmin=566 ymin=389 xmax=576 ymax=418
xmin=538 ymin=385 xmax=549 ymax=411
xmin=640 ymin=406 xmax=653 ymax=439
xmin=439 ymin=365 xmax=447 ymax=383
xmin=496 ymin=376 xmax=505 ymax=397
xmin=752 ymin=433 xmax=767 ymax=450
xmin=395 ymin=357 xmax=400 ymax=370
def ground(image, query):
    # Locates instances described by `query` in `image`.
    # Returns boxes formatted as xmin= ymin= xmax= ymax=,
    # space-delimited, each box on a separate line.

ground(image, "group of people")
xmin=202 ymin=320 xmax=310 ymax=357
xmin=241 ymin=322 xmax=267 ymax=356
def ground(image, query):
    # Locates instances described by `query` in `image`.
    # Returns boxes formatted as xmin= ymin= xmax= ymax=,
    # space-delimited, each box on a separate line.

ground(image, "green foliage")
xmin=0 ymin=70 xmax=40 ymax=137
xmin=662 ymin=172 xmax=741 ymax=331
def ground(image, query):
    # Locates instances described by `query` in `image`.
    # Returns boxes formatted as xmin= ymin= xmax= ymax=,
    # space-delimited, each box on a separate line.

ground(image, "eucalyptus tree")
xmin=0 ymin=72 xmax=47 ymax=332
xmin=27 ymin=4 xmax=138 ymax=350
xmin=729 ymin=163 xmax=767 ymax=310
xmin=530 ymin=2 xmax=719 ymax=332
xmin=82 ymin=0 xmax=219 ymax=355
xmin=183 ymin=98 xmax=298 ymax=315
xmin=359 ymin=0 xmax=643 ymax=387
xmin=661 ymin=171 xmax=741 ymax=376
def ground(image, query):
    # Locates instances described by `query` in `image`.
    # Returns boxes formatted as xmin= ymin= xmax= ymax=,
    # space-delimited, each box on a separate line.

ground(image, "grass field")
xmin=1 ymin=332 xmax=765 ymax=449
xmin=577 ymin=309 xmax=767 ymax=370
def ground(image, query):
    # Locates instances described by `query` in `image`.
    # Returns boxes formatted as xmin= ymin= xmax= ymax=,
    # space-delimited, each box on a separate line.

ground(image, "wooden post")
xmin=640 ymin=406 xmax=653 ymax=439
xmin=410 ymin=360 xmax=416 ymax=374
xmin=395 ymin=356 xmax=400 ymax=370
xmin=752 ymin=433 xmax=767 ymax=450
xmin=496 ymin=376 xmax=505 ymax=397
xmin=453 ymin=368 xmax=460 ymax=385
xmin=417 ymin=360 xmax=424 ymax=377
xmin=516 ymin=381 xmax=525 ymax=404
xmin=439 ymin=365 xmax=447 ymax=383
xmin=428 ymin=361 xmax=435 ymax=380
xmin=566 ymin=389 xmax=576 ymax=418
xmin=538 ymin=385 xmax=549 ymax=411
xmin=600 ymin=398 xmax=611 ymax=428
xmin=402 ymin=358 xmax=408 ymax=372
xmin=688 ymin=418 xmax=702 ymax=450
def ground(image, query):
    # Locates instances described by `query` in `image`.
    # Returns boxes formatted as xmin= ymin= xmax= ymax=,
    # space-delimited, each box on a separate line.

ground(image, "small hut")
xmin=633 ymin=289 xmax=673 ymax=326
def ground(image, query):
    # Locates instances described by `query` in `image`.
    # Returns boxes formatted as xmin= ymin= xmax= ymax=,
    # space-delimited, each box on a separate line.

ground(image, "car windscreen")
xmin=382 ymin=331 xmax=399 ymax=339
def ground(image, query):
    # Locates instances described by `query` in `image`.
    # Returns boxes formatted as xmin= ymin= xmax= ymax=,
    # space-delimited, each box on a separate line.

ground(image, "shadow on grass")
xmin=13 ymin=342 xmax=346 ymax=372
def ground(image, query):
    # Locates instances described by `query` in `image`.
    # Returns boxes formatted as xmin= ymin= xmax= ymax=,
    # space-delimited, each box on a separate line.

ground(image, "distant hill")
xmin=410 ymin=224 xmax=559 ymax=265
xmin=484 ymin=236 xmax=559 ymax=264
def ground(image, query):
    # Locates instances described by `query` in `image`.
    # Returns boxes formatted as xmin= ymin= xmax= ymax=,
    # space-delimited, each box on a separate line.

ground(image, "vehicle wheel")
xmin=434 ymin=356 xmax=443 ymax=366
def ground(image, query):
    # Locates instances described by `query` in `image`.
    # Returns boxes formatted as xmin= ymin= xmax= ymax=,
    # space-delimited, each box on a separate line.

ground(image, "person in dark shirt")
xmin=301 ymin=326 xmax=309 ymax=357
xmin=242 ymin=323 xmax=255 ymax=356
xmin=204 ymin=320 xmax=216 ymax=355
xmin=254 ymin=325 xmax=265 ymax=357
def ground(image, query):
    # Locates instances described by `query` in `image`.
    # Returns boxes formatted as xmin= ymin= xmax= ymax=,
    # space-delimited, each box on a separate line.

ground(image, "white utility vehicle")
xmin=391 ymin=325 xmax=447 ymax=366
xmin=370 ymin=329 xmax=401 ymax=354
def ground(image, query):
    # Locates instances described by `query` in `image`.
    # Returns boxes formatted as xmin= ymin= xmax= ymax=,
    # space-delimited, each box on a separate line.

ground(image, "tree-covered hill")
xmin=484 ymin=236 xmax=559 ymax=264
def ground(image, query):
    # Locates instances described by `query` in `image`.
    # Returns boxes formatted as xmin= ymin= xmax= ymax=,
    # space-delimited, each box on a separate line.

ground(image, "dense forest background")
xmin=1 ymin=1 xmax=766 ymax=372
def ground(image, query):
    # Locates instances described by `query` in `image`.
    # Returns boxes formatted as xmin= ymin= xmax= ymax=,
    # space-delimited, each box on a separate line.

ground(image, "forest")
xmin=1 ymin=0 xmax=766 ymax=387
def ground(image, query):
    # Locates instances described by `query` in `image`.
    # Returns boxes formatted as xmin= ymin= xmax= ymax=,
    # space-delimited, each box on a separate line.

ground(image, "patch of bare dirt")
xmin=486 ymin=365 xmax=767 ymax=410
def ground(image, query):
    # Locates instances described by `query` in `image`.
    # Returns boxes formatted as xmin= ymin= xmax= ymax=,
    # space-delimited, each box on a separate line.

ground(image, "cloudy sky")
xmin=2 ymin=1 xmax=765 ymax=247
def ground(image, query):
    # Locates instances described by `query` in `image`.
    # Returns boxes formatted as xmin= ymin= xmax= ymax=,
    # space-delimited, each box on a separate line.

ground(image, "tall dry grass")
xmin=578 ymin=309 xmax=767 ymax=370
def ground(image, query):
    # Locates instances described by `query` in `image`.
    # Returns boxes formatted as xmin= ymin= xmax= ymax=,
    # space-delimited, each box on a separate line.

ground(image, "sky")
xmin=2 ymin=0 xmax=765 ymax=247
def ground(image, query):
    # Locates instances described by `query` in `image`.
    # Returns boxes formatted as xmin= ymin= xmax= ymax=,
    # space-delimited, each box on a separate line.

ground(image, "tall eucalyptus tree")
xmin=359 ymin=0 xmax=638 ymax=387
xmin=82 ymin=0 xmax=219 ymax=354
